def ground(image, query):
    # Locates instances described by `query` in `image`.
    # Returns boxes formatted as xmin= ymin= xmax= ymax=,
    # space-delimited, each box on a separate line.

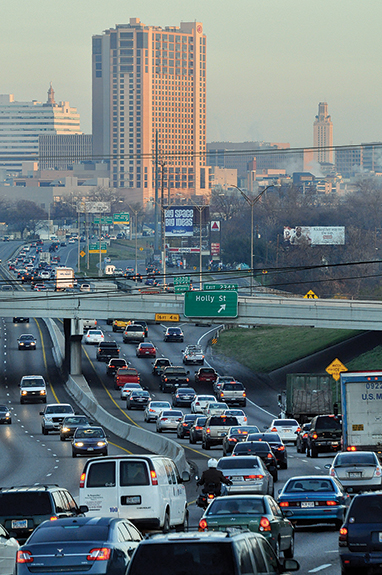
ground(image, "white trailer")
xmin=55 ymin=267 xmax=75 ymax=291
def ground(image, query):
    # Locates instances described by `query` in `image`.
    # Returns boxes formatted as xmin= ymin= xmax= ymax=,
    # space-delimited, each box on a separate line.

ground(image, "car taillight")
xmin=206 ymin=427 xmax=210 ymax=434
xmin=279 ymin=501 xmax=289 ymax=507
xmin=161 ymin=417 xmax=168 ymax=421
xmin=186 ymin=378 xmax=189 ymax=383
xmin=17 ymin=551 xmax=33 ymax=564
xmin=228 ymin=437 xmax=238 ymax=442
xmin=50 ymin=516 xmax=58 ymax=521
xmin=243 ymin=392 xmax=246 ymax=397
xmin=277 ymin=445 xmax=285 ymax=451
xmin=183 ymin=423 xmax=188 ymax=427
xmin=150 ymin=470 xmax=158 ymax=485
xmin=244 ymin=474 xmax=264 ymax=479
xmin=259 ymin=517 xmax=271 ymax=531
xmin=296 ymin=427 xmax=301 ymax=433
xmin=195 ymin=426 xmax=203 ymax=430
xmin=270 ymin=427 xmax=277 ymax=432
xmin=199 ymin=519 xmax=208 ymax=531
xmin=312 ymin=433 xmax=318 ymax=439
xmin=80 ymin=472 xmax=86 ymax=488
xmin=375 ymin=467 xmax=382 ymax=477
xmin=87 ymin=548 xmax=111 ymax=561
xmin=329 ymin=468 xmax=336 ymax=476
xmin=207 ymin=493 xmax=214 ymax=499
xmin=346 ymin=446 xmax=357 ymax=451
xmin=339 ymin=527 xmax=348 ymax=542
xmin=267 ymin=453 xmax=273 ymax=459
xmin=326 ymin=501 xmax=337 ymax=506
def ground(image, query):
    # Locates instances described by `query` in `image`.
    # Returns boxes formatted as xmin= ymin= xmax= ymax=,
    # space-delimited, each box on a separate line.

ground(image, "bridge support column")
xmin=69 ymin=319 xmax=83 ymax=376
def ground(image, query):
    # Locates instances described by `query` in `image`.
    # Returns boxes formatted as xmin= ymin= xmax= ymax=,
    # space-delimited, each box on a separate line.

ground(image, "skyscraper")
xmin=92 ymin=18 xmax=209 ymax=202
xmin=313 ymin=102 xmax=333 ymax=164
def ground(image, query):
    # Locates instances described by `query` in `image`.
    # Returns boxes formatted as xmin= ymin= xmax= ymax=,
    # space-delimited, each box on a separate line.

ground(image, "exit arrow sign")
xmin=184 ymin=290 xmax=238 ymax=318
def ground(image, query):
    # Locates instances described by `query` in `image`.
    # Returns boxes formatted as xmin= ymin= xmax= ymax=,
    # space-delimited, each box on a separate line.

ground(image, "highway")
xmin=0 ymin=241 xmax=344 ymax=574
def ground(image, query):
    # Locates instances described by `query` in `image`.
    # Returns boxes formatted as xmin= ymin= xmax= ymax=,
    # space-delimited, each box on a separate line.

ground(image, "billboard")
xmin=284 ymin=226 xmax=345 ymax=245
xmin=165 ymin=206 xmax=194 ymax=236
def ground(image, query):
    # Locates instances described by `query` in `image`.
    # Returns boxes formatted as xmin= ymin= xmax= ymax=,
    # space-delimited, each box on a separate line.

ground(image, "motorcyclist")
xmin=197 ymin=458 xmax=232 ymax=496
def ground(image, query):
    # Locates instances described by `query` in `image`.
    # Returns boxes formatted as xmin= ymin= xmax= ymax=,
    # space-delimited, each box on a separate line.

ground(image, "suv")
xmin=306 ymin=414 xmax=342 ymax=458
xmin=126 ymin=531 xmax=299 ymax=575
xmin=123 ymin=324 xmax=145 ymax=343
xmin=160 ymin=366 xmax=190 ymax=393
xmin=182 ymin=345 xmax=204 ymax=365
xmin=96 ymin=341 xmax=120 ymax=362
xmin=40 ymin=403 xmax=75 ymax=434
xmin=19 ymin=375 xmax=47 ymax=404
xmin=202 ymin=415 xmax=239 ymax=450
xmin=0 ymin=485 xmax=87 ymax=543
xmin=217 ymin=381 xmax=247 ymax=407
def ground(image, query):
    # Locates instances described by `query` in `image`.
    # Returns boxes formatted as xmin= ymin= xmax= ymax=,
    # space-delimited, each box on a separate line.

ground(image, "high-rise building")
xmin=313 ymin=102 xmax=333 ymax=164
xmin=39 ymin=134 xmax=93 ymax=170
xmin=92 ymin=18 xmax=209 ymax=202
xmin=0 ymin=85 xmax=82 ymax=174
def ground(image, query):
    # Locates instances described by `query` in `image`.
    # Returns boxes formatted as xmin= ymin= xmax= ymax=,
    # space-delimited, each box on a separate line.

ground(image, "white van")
xmin=79 ymin=455 xmax=190 ymax=531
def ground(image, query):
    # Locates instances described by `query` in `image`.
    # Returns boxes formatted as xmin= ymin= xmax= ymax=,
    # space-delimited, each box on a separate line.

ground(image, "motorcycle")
xmin=195 ymin=481 xmax=221 ymax=510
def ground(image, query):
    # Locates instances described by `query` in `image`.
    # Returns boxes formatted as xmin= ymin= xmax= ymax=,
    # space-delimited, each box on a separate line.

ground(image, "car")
xmin=232 ymin=441 xmax=279 ymax=482
xmin=189 ymin=416 xmax=207 ymax=444
xmin=96 ymin=341 xmax=120 ymax=361
xmin=177 ymin=414 xmax=198 ymax=438
xmin=33 ymin=283 xmax=47 ymax=291
xmin=112 ymin=318 xmax=131 ymax=332
xmin=84 ymin=329 xmax=104 ymax=345
xmin=17 ymin=334 xmax=37 ymax=350
xmin=217 ymin=455 xmax=275 ymax=496
xmin=339 ymin=491 xmax=382 ymax=574
xmin=136 ymin=341 xmax=156 ymax=358
xmin=198 ymin=494 xmax=295 ymax=560
xmin=19 ymin=375 xmax=47 ymax=404
xmin=125 ymin=530 xmax=300 ymax=575
xmin=132 ymin=320 xmax=149 ymax=337
xmin=203 ymin=401 xmax=229 ymax=417
xmin=0 ymin=405 xmax=11 ymax=424
xmin=182 ymin=344 xmax=204 ymax=365
xmin=144 ymin=400 xmax=172 ymax=422
xmin=194 ymin=367 xmax=218 ymax=384
xmin=296 ymin=422 xmax=311 ymax=453
xmin=123 ymin=324 xmax=146 ymax=343
xmin=306 ymin=414 xmax=342 ymax=458
xmin=190 ymin=394 xmax=217 ymax=413
xmin=82 ymin=319 xmax=97 ymax=330
xmin=160 ymin=366 xmax=190 ymax=393
xmin=325 ymin=450 xmax=382 ymax=492
xmin=217 ymin=381 xmax=247 ymax=407
xmin=213 ymin=375 xmax=238 ymax=395
xmin=126 ymin=390 xmax=151 ymax=410
xmin=246 ymin=432 xmax=288 ymax=470
xmin=163 ymin=326 xmax=184 ymax=342
xmin=267 ymin=419 xmax=300 ymax=445
xmin=106 ymin=357 xmax=128 ymax=376
xmin=152 ymin=357 xmax=171 ymax=376
xmin=0 ymin=484 xmax=87 ymax=544
xmin=40 ymin=403 xmax=75 ymax=434
xmin=120 ymin=382 xmax=143 ymax=400
xmin=277 ymin=475 xmax=351 ymax=528
xmin=222 ymin=408 xmax=248 ymax=426
xmin=72 ymin=426 xmax=108 ymax=457
xmin=39 ymin=270 xmax=50 ymax=280
xmin=222 ymin=425 xmax=261 ymax=456
xmin=79 ymin=283 xmax=91 ymax=292
xmin=172 ymin=387 xmax=196 ymax=407
xmin=156 ymin=409 xmax=184 ymax=433
xmin=115 ymin=368 xmax=140 ymax=391
xmin=202 ymin=415 xmax=239 ymax=449
xmin=16 ymin=516 xmax=143 ymax=575
xmin=59 ymin=415 xmax=92 ymax=441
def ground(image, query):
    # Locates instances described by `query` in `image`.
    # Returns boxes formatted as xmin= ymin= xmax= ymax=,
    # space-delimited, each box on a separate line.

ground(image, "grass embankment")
xmin=347 ymin=347 xmax=382 ymax=371
xmin=213 ymin=326 xmax=362 ymax=373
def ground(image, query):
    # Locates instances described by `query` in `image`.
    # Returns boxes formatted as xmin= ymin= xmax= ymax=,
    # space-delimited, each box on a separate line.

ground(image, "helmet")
xmin=208 ymin=458 xmax=218 ymax=469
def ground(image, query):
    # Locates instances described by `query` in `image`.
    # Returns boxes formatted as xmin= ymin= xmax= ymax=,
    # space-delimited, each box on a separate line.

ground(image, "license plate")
xmin=87 ymin=447 xmax=94 ymax=451
xmin=348 ymin=472 xmax=361 ymax=478
xmin=283 ymin=429 xmax=291 ymax=433
xmin=301 ymin=501 xmax=315 ymax=508
xmin=12 ymin=519 xmax=27 ymax=529
xmin=232 ymin=477 xmax=244 ymax=482
xmin=124 ymin=496 xmax=141 ymax=505
xmin=219 ymin=432 xmax=226 ymax=436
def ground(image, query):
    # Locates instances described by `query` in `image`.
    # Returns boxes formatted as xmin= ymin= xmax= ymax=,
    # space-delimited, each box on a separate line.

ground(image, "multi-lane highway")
xmin=0 ymin=240 xmax=344 ymax=574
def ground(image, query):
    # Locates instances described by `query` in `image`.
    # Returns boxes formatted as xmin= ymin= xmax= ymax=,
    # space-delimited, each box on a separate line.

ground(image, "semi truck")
xmin=55 ymin=267 xmax=75 ymax=291
xmin=278 ymin=373 xmax=341 ymax=423
xmin=341 ymin=370 xmax=382 ymax=455
xmin=39 ymin=252 xmax=51 ymax=265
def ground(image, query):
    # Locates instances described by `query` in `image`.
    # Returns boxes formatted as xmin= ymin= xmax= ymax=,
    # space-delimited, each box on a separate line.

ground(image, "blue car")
xmin=277 ymin=475 xmax=351 ymax=528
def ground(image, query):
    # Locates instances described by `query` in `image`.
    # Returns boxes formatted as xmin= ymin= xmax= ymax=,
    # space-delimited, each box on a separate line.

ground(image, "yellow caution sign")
xmin=326 ymin=358 xmax=347 ymax=381
xmin=155 ymin=313 xmax=180 ymax=322
xmin=304 ymin=290 xmax=318 ymax=299
xmin=80 ymin=250 xmax=86 ymax=258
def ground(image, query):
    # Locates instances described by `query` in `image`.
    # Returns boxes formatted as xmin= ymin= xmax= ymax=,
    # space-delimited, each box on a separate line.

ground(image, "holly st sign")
xmin=184 ymin=291 xmax=238 ymax=318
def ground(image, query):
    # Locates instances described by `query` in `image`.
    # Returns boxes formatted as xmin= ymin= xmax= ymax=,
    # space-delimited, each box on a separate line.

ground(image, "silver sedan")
xmin=217 ymin=455 xmax=274 ymax=496
xmin=156 ymin=409 xmax=184 ymax=433
xmin=144 ymin=401 xmax=171 ymax=422
xmin=325 ymin=451 xmax=382 ymax=492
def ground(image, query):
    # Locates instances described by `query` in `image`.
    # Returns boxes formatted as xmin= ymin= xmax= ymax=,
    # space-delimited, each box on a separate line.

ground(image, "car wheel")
xmin=296 ymin=442 xmax=301 ymax=453
xmin=126 ymin=403 xmax=131 ymax=410
xmin=175 ymin=509 xmax=189 ymax=532
xmin=311 ymin=446 xmax=318 ymax=458
xmin=306 ymin=445 xmax=310 ymax=457
xmin=341 ymin=566 xmax=358 ymax=575
xmin=7 ymin=419 xmax=11 ymax=424
xmin=189 ymin=434 xmax=196 ymax=444
xmin=203 ymin=440 xmax=210 ymax=450
xmin=157 ymin=427 xmax=162 ymax=433
xmin=280 ymin=461 xmax=288 ymax=469
xmin=274 ymin=539 xmax=281 ymax=562
xmin=42 ymin=427 xmax=48 ymax=435
xmin=72 ymin=451 xmax=76 ymax=458
xmin=163 ymin=510 xmax=170 ymax=533
xmin=272 ymin=470 xmax=278 ymax=482
xmin=60 ymin=436 xmax=65 ymax=441
xmin=284 ymin=534 xmax=294 ymax=558
xmin=20 ymin=399 xmax=24 ymax=404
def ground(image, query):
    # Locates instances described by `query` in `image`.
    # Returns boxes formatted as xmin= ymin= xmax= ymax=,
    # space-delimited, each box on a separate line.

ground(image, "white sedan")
xmin=191 ymin=394 xmax=217 ymax=414
xmin=84 ymin=329 xmax=104 ymax=345
xmin=223 ymin=409 xmax=248 ymax=426
xmin=144 ymin=400 xmax=171 ymax=422
xmin=203 ymin=401 xmax=229 ymax=417
xmin=267 ymin=418 xmax=300 ymax=444
xmin=120 ymin=383 xmax=143 ymax=400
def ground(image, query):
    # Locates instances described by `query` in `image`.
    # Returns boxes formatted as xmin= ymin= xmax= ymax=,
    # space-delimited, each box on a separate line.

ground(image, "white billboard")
xmin=284 ymin=226 xmax=345 ymax=246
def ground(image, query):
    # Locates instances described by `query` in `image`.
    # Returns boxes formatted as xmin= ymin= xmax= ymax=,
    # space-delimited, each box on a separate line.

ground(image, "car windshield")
xmin=162 ymin=411 xmax=183 ymax=417
xmin=0 ymin=406 xmax=9 ymax=413
xmin=63 ymin=417 xmax=88 ymax=425
xmin=46 ymin=405 xmax=73 ymax=414
xmin=178 ymin=388 xmax=195 ymax=394
xmin=156 ymin=360 xmax=170 ymax=366
xmin=168 ymin=329 xmax=181 ymax=334
xmin=0 ymin=492 xmax=52 ymax=515
xmin=21 ymin=379 xmax=44 ymax=387
xmin=20 ymin=335 xmax=35 ymax=341
xmin=89 ymin=331 xmax=102 ymax=336
xmin=150 ymin=402 xmax=170 ymax=408
xmin=335 ymin=453 xmax=377 ymax=466
xmin=119 ymin=369 xmax=138 ymax=376
xmin=222 ymin=383 xmax=244 ymax=390
xmin=75 ymin=428 xmax=105 ymax=439
xmin=30 ymin=524 xmax=109 ymax=542
xmin=349 ymin=495 xmax=382 ymax=523
xmin=284 ymin=478 xmax=334 ymax=492
xmin=206 ymin=498 xmax=265 ymax=516
xmin=218 ymin=458 xmax=261 ymax=470
xmin=273 ymin=419 xmax=298 ymax=426
xmin=315 ymin=416 xmax=342 ymax=431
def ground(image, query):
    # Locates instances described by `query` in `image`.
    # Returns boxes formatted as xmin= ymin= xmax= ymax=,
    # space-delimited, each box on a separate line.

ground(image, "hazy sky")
xmin=1 ymin=0 xmax=381 ymax=149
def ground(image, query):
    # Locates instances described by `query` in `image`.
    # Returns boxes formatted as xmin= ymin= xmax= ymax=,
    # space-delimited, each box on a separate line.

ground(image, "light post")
xmin=231 ymin=184 xmax=278 ymax=295
xmin=126 ymin=204 xmax=140 ymax=277
xmin=185 ymin=199 xmax=209 ymax=290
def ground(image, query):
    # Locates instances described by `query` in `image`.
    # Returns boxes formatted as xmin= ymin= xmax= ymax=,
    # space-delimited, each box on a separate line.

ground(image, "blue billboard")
xmin=164 ymin=206 xmax=194 ymax=236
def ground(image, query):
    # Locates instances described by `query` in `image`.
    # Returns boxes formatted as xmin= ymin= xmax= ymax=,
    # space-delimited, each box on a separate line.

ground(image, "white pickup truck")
xmin=182 ymin=345 xmax=205 ymax=365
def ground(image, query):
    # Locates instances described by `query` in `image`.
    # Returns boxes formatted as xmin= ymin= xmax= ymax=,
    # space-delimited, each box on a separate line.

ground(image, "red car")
xmin=114 ymin=367 xmax=140 ymax=390
xmin=194 ymin=367 xmax=218 ymax=384
xmin=136 ymin=342 xmax=156 ymax=358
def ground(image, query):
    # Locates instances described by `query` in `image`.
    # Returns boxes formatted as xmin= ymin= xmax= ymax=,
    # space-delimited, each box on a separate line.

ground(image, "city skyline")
xmin=1 ymin=0 xmax=381 ymax=149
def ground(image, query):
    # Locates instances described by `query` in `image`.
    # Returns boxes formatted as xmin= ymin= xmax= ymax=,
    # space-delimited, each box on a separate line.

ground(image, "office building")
xmin=0 ymin=85 xmax=82 ymax=174
xmin=92 ymin=17 xmax=209 ymax=202
xmin=39 ymin=134 xmax=93 ymax=170
xmin=313 ymin=102 xmax=333 ymax=164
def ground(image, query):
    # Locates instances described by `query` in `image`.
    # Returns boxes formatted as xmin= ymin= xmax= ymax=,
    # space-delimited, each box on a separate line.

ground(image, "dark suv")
xmin=96 ymin=341 xmax=120 ymax=362
xmin=339 ymin=492 xmax=382 ymax=574
xmin=0 ymin=485 xmax=87 ymax=543
xmin=306 ymin=414 xmax=342 ymax=458
xmin=126 ymin=531 xmax=299 ymax=575
xmin=160 ymin=366 xmax=190 ymax=392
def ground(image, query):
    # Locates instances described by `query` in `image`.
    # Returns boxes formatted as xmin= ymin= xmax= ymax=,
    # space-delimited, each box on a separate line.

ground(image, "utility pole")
xmin=154 ymin=130 xmax=159 ymax=252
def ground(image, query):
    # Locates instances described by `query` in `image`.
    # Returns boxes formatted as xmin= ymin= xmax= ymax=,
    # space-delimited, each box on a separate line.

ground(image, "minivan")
xmin=79 ymin=455 xmax=190 ymax=531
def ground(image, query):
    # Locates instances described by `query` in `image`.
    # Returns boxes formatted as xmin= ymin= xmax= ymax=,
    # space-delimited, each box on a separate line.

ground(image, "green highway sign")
xmin=89 ymin=242 xmax=108 ymax=251
xmin=94 ymin=216 xmax=113 ymax=225
xmin=113 ymin=212 xmax=130 ymax=225
xmin=174 ymin=275 xmax=191 ymax=293
xmin=204 ymin=283 xmax=238 ymax=291
xmin=184 ymin=290 xmax=238 ymax=318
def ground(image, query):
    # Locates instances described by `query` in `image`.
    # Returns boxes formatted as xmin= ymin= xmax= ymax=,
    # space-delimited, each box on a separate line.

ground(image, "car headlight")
xmin=21 ymin=390 xmax=27 ymax=395
xmin=74 ymin=442 xmax=84 ymax=447
xmin=62 ymin=427 xmax=70 ymax=432
xmin=40 ymin=390 xmax=46 ymax=395
xmin=97 ymin=441 xmax=106 ymax=447
xmin=19 ymin=342 xmax=24 ymax=346
xmin=31 ymin=342 xmax=36 ymax=346
xmin=45 ymin=416 xmax=53 ymax=421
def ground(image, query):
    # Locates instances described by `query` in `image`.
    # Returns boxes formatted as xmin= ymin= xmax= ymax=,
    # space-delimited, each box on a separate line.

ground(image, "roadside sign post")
xmin=174 ymin=276 xmax=191 ymax=293
xmin=204 ymin=283 xmax=238 ymax=291
xmin=184 ymin=290 xmax=238 ymax=318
